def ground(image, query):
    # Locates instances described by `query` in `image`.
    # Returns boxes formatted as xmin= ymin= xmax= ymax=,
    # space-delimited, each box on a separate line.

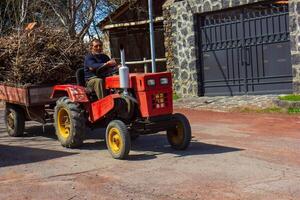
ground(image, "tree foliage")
xmin=0 ymin=0 xmax=129 ymax=40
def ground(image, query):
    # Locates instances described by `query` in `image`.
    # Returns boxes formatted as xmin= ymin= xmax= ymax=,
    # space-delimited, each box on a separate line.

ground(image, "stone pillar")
xmin=163 ymin=1 xmax=200 ymax=97
xmin=290 ymin=0 xmax=300 ymax=93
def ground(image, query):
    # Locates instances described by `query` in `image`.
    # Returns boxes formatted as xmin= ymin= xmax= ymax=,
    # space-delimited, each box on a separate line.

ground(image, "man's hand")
xmin=105 ymin=59 xmax=117 ymax=67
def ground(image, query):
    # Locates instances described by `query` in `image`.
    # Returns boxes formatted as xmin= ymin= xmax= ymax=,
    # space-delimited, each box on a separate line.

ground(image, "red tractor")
xmin=51 ymin=66 xmax=191 ymax=159
xmin=1 ymin=53 xmax=191 ymax=159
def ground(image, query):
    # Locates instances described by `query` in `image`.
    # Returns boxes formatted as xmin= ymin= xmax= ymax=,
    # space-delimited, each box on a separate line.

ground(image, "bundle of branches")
xmin=0 ymin=26 xmax=87 ymax=85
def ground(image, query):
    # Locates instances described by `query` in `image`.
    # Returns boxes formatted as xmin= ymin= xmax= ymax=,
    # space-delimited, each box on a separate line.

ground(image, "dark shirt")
xmin=84 ymin=53 xmax=110 ymax=81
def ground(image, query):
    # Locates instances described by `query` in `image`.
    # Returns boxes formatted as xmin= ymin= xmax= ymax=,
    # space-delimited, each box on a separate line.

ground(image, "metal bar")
xmin=226 ymin=49 xmax=229 ymax=80
xmin=254 ymin=18 xmax=259 ymax=83
xmin=278 ymin=10 xmax=282 ymax=39
xmin=243 ymin=12 xmax=288 ymax=22
xmin=203 ymin=80 xmax=292 ymax=88
xmin=204 ymin=78 xmax=244 ymax=83
xmin=202 ymin=36 xmax=289 ymax=51
xmin=148 ymin=0 xmax=156 ymax=73
xmin=249 ymin=47 xmax=254 ymax=92
xmin=102 ymin=16 xmax=164 ymax=30
xmin=125 ymin=58 xmax=166 ymax=65
xmin=229 ymin=20 xmax=235 ymax=85
xmin=204 ymin=83 xmax=246 ymax=88
xmin=246 ymin=74 xmax=292 ymax=79
xmin=261 ymin=45 xmax=265 ymax=77
xmin=203 ymin=74 xmax=293 ymax=83
xmin=285 ymin=10 xmax=288 ymax=38
xmin=266 ymin=15 xmax=270 ymax=42
xmin=272 ymin=10 xmax=275 ymax=42
xmin=210 ymin=23 xmax=213 ymax=50
xmin=241 ymin=11 xmax=248 ymax=93
xmin=214 ymin=20 xmax=218 ymax=48
xmin=236 ymin=21 xmax=241 ymax=92
xmin=246 ymin=80 xmax=292 ymax=85
xmin=143 ymin=58 xmax=148 ymax=73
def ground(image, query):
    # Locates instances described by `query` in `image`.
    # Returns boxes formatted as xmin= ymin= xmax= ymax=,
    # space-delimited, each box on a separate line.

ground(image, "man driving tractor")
xmin=84 ymin=39 xmax=117 ymax=99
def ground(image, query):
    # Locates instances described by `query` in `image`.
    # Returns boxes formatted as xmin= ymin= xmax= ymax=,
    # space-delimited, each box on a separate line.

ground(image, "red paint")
xmin=0 ymin=85 xmax=28 ymax=105
xmin=105 ymin=72 xmax=173 ymax=117
xmin=90 ymin=94 xmax=120 ymax=122
xmin=51 ymin=85 xmax=89 ymax=103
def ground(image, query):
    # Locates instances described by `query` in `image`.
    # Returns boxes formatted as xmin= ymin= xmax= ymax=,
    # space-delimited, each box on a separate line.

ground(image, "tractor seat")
xmin=76 ymin=67 xmax=86 ymax=86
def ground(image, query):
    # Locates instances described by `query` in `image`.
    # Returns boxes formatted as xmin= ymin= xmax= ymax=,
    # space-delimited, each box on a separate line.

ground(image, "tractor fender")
xmin=90 ymin=94 xmax=121 ymax=122
xmin=51 ymin=85 xmax=89 ymax=103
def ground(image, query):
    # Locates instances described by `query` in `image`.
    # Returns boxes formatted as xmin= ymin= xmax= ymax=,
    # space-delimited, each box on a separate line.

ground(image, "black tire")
xmin=167 ymin=113 xmax=191 ymax=150
xmin=4 ymin=104 xmax=25 ymax=137
xmin=54 ymin=97 xmax=86 ymax=148
xmin=106 ymin=120 xmax=131 ymax=159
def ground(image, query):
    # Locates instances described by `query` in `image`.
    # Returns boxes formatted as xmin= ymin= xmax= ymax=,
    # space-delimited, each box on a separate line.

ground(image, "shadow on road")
xmin=1 ymin=122 xmax=243 ymax=162
xmin=23 ymin=124 xmax=57 ymax=139
xmin=128 ymin=134 xmax=243 ymax=161
xmin=82 ymin=131 xmax=243 ymax=161
xmin=0 ymin=144 xmax=78 ymax=168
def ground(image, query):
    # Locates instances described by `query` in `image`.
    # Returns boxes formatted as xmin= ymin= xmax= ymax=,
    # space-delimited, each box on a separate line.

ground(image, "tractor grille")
xmin=152 ymin=93 xmax=168 ymax=109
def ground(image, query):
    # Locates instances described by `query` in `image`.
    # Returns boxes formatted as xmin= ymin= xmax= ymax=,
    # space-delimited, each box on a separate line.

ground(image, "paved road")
xmin=0 ymin=108 xmax=300 ymax=200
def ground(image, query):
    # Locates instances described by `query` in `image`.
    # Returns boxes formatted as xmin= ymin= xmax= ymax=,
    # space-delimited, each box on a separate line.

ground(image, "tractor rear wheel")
xmin=54 ymin=97 xmax=85 ymax=148
xmin=106 ymin=120 xmax=131 ymax=159
xmin=167 ymin=113 xmax=191 ymax=150
xmin=4 ymin=104 xmax=25 ymax=137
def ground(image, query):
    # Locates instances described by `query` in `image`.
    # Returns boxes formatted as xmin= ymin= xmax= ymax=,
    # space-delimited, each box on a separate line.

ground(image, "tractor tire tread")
xmin=54 ymin=97 xmax=86 ymax=148
xmin=106 ymin=120 xmax=131 ymax=159
xmin=167 ymin=113 xmax=191 ymax=150
xmin=4 ymin=104 xmax=25 ymax=137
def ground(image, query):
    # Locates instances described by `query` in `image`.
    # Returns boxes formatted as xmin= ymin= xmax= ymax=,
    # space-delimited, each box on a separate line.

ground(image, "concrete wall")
xmin=163 ymin=0 xmax=300 ymax=97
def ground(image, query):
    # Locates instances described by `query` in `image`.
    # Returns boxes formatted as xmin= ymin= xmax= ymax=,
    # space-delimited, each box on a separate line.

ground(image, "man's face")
xmin=91 ymin=41 xmax=102 ymax=54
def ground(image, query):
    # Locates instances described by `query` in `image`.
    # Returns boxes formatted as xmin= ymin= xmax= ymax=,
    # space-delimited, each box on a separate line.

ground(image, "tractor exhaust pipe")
xmin=119 ymin=46 xmax=138 ymax=104
xmin=119 ymin=46 xmax=129 ymax=96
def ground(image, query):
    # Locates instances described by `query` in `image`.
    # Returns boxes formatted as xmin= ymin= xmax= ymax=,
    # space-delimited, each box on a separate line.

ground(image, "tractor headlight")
xmin=160 ymin=77 xmax=169 ymax=85
xmin=147 ymin=79 xmax=155 ymax=86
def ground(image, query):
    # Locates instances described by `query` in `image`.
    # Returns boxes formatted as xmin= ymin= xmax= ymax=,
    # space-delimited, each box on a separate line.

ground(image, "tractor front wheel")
xmin=4 ymin=104 xmax=25 ymax=137
xmin=106 ymin=120 xmax=131 ymax=159
xmin=54 ymin=97 xmax=86 ymax=148
xmin=167 ymin=113 xmax=191 ymax=150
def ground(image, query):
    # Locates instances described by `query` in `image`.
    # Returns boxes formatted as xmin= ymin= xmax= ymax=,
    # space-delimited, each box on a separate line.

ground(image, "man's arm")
xmin=84 ymin=55 xmax=106 ymax=71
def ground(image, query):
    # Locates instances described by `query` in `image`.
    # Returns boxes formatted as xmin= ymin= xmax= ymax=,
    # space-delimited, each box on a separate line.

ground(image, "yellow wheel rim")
xmin=57 ymin=108 xmax=71 ymax=138
xmin=108 ymin=128 xmax=123 ymax=154
xmin=170 ymin=122 xmax=184 ymax=145
xmin=7 ymin=112 xmax=15 ymax=130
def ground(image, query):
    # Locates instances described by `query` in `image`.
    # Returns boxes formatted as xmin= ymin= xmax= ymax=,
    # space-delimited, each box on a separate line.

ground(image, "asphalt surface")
xmin=0 ymin=108 xmax=300 ymax=200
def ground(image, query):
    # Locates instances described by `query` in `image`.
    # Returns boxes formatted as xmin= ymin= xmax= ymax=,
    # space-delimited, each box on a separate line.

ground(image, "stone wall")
xmin=290 ymin=0 xmax=300 ymax=93
xmin=163 ymin=0 xmax=300 ymax=97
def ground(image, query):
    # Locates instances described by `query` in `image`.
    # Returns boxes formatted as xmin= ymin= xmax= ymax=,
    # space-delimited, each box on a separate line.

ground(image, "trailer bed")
xmin=0 ymin=84 xmax=56 ymax=106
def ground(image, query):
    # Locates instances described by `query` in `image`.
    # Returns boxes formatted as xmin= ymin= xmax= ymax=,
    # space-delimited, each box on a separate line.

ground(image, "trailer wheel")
xmin=4 ymin=104 xmax=25 ymax=137
xmin=54 ymin=97 xmax=85 ymax=148
xmin=106 ymin=120 xmax=130 ymax=159
xmin=167 ymin=113 xmax=191 ymax=150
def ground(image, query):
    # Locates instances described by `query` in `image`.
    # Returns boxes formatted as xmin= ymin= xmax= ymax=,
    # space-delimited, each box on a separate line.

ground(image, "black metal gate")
xmin=198 ymin=2 xmax=292 ymax=96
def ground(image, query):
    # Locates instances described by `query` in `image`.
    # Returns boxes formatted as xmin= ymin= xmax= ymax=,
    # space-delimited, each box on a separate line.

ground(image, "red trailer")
xmin=0 ymin=84 xmax=56 ymax=136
